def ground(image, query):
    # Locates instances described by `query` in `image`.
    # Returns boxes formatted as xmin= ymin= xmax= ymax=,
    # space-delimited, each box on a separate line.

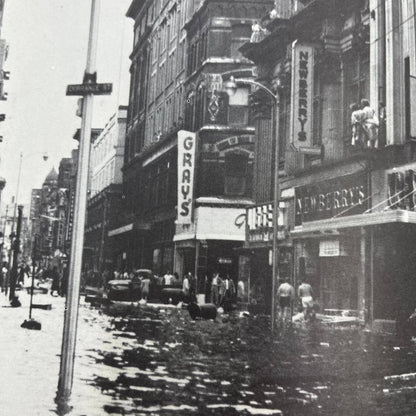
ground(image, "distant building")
xmin=83 ymin=107 xmax=127 ymax=272
xmin=63 ymin=148 xmax=79 ymax=256
xmin=38 ymin=168 xmax=59 ymax=262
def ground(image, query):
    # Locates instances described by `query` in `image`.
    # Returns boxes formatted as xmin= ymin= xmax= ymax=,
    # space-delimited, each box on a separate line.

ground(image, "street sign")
xmin=66 ymin=82 xmax=112 ymax=96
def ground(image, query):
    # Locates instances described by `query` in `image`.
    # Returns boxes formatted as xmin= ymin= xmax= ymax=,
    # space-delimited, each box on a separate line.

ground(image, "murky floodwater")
xmin=70 ymin=302 xmax=416 ymax=416
xmin=3 ymin=292 xmax=416 ymax=415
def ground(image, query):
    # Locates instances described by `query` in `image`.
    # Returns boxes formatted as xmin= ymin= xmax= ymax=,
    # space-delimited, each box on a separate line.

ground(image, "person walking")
xmin=298 ymin=279 xmax=314 ymax=319
xmin=277 ymin=278 xmax=295 ymax=323
xmin=50 ymin=266 xmax=61 ymax=296
xmin=140 ymin=274 xmax=151 ymax=301
xmin=189 ymin=272 xmax=197 ymax=303
xmin=182 ymin=272 xmax=190 ymax=302
xmin=221 ymin=275 xmax=236 ymax=312
xmin=211 ymin=272 xmax=222 ymax=307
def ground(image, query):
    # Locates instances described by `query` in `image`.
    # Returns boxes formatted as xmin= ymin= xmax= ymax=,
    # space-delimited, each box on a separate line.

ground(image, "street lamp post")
xmin=7 ymin=151 xmax=48 ymax=301
xmin=224 ymin=76 xmax=280 ymax=332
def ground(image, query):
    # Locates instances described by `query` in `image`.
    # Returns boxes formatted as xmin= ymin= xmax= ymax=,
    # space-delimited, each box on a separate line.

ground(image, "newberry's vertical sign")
xmin=290 ymin=41 xmax=314 ymax=148
xmin=177 ymin=130 xmax=196 ymax=224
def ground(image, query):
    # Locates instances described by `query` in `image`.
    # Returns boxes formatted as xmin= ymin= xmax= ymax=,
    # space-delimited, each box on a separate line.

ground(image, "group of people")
xmin=210 ymin=273 xmax=236 ymax=308
xmin=350 ymin=98 xmax=383 ymax=149
xmin=277 ymin=277 xmax=316 ymax=322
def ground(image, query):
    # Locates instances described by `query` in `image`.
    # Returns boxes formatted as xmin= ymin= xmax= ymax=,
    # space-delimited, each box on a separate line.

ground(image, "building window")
xmin=231 ymin=24 xmax=251 ymax=59
xmin=228 ymin=87 xmax=249 ymax=125
xmin=224 ymin=152 xmax=248 ymax=196
xmin=185 ymin=91 xmax=195 ymax=130
xmin=344 ymin=52 xmax=369 ymax=139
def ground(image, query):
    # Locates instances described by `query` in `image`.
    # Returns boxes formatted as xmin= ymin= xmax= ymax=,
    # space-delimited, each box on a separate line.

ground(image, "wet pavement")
xmin=2 ymin=291 xmax=416 ymax=415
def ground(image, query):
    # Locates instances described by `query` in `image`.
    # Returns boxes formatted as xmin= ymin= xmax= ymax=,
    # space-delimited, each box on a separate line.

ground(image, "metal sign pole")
xmin=29 ymin=236 xmax=37 ymax=319
xmin=56 ymin=0 xmax=101 ymax=403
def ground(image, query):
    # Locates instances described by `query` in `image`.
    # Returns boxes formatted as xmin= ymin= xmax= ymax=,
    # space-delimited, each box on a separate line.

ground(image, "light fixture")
xmin=223 ymin=76 xmax=238 ymax=97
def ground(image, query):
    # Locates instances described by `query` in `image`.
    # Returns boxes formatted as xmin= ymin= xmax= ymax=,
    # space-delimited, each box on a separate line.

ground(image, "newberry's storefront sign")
xmin=290 ymin=41 xmax=314 ymax=148
xmin=295 ymin=173 xmax=369 ymax=226
xmin=177 ymin=131 xmax=196 ymax=225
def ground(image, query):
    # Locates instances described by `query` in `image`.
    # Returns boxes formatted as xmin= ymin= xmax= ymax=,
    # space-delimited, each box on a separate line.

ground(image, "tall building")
xmin=175 ymin=0 xmax=272 ymax=288
xmin=111 ymin=0 xmax=271 ymax=280
xmin=38 ymin=167 xmax=58 ymax=262
xmin=240 ymin=0 xmax=416 ymax=328
xmin=110 ymin=0 xmax=189 ymax=272
xmin=84 ymin=106 xmax=127 ymax=272
xmin=27 ymin=188 xmax=42 ymax=255
xmin=63 ymin=148 xmax=79 ymax=256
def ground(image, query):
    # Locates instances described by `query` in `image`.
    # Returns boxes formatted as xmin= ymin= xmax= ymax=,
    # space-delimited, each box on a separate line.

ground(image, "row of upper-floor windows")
xmin=147 ymin=85 xmax=184 ymax=144
xmin=126 ymin=83 xmax=185 ymax=163
xmin=123 ymin=154 xmax=177 ymax=214
xmin=187 ymin=24 xmax=251 ymax=76
xmin=91 ymin=160 xmax=116 ymax=197
xmin=123 ymin=149 xmax=253 ymax=216
xmin=91 ymin=129 xmax=117 ymax=170
xmin=198 ymin=153 xmax=253 ymax=198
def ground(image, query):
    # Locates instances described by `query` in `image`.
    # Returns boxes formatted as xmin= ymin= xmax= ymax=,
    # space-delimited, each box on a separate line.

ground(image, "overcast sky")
xmin=0 ymin=0 xmax=133 ymax=209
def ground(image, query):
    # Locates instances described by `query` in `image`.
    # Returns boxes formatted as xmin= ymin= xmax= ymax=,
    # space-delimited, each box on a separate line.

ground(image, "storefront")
xmin=174 ymin=204 xmax=246 ymax=297
xmin=292 ymin=171 xmax=370 ymax=315
xmin=292 ymin=165 xmax=416 ymax=327
xmin=244 ymin=200 xmax=293 ymax=314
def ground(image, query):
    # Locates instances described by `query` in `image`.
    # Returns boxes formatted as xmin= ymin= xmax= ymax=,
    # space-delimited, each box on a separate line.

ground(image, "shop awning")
xmin=292 ymin=209 xmax=416 ymax=238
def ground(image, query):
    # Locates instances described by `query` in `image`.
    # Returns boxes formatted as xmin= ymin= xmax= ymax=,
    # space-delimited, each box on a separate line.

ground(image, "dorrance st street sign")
xmin=66 ymin=83 xmax=112 ymax=96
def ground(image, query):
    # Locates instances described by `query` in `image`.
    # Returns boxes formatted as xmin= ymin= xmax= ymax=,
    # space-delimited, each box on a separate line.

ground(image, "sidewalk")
xmin=0 ymin=289 xmax=65 ymax=416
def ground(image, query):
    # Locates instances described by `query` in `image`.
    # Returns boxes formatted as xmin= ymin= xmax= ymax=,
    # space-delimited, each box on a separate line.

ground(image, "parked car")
xmin=105 ymin=269 xmax=154 ymax=301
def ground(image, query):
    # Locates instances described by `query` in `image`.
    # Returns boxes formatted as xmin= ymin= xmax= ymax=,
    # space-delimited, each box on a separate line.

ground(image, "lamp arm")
xmin=232 ymin=78 xmax=278 ymax=102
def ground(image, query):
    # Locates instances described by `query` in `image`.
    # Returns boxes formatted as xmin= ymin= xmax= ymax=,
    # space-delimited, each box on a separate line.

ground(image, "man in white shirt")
xmin=163 ymin=271 xmax=174 ymax=286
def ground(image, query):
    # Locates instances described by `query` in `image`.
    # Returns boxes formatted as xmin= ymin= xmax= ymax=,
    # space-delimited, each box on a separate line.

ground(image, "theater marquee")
xmin=290 ymin=41 xmax=314 ymax=149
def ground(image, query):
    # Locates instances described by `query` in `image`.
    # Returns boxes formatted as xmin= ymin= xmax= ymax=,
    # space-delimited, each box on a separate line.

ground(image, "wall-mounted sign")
xmin=246 ymin=202 xmax=287 ymax=243
xmin=319 ymin=239 xmax=348 ymax=257
xmin=387 ymin=168 xmax=416 ymax=210
xmin=290 ymin=41 xmax=314 ymax=148
xmin=177 ymin=130 xmax=196 ymax=225
xmin=247 ymin=203 xmax=273 ymax=230
xmin=295 ymin=173 xmax=368 ymax=226
xmin=218 ymin=257 xmax=232 ymax=264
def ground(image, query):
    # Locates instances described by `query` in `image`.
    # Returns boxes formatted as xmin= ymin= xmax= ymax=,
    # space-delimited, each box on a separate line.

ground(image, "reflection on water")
xmin=63 ymin=302 xmax=416 ymax=416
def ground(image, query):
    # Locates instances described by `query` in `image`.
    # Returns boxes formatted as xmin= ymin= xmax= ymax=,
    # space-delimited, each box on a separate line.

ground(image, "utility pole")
xmin=9 ymin=204 xmax=22 ymax=301
xmin=57 ymin=0 xmax=111 ymax=403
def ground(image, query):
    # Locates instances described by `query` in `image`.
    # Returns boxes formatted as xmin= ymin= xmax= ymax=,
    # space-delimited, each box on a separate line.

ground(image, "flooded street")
xmin=75 ymin=305 xmax=416 ymax=416
xmin=3 ymin=292 xmax=416 ymax=415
